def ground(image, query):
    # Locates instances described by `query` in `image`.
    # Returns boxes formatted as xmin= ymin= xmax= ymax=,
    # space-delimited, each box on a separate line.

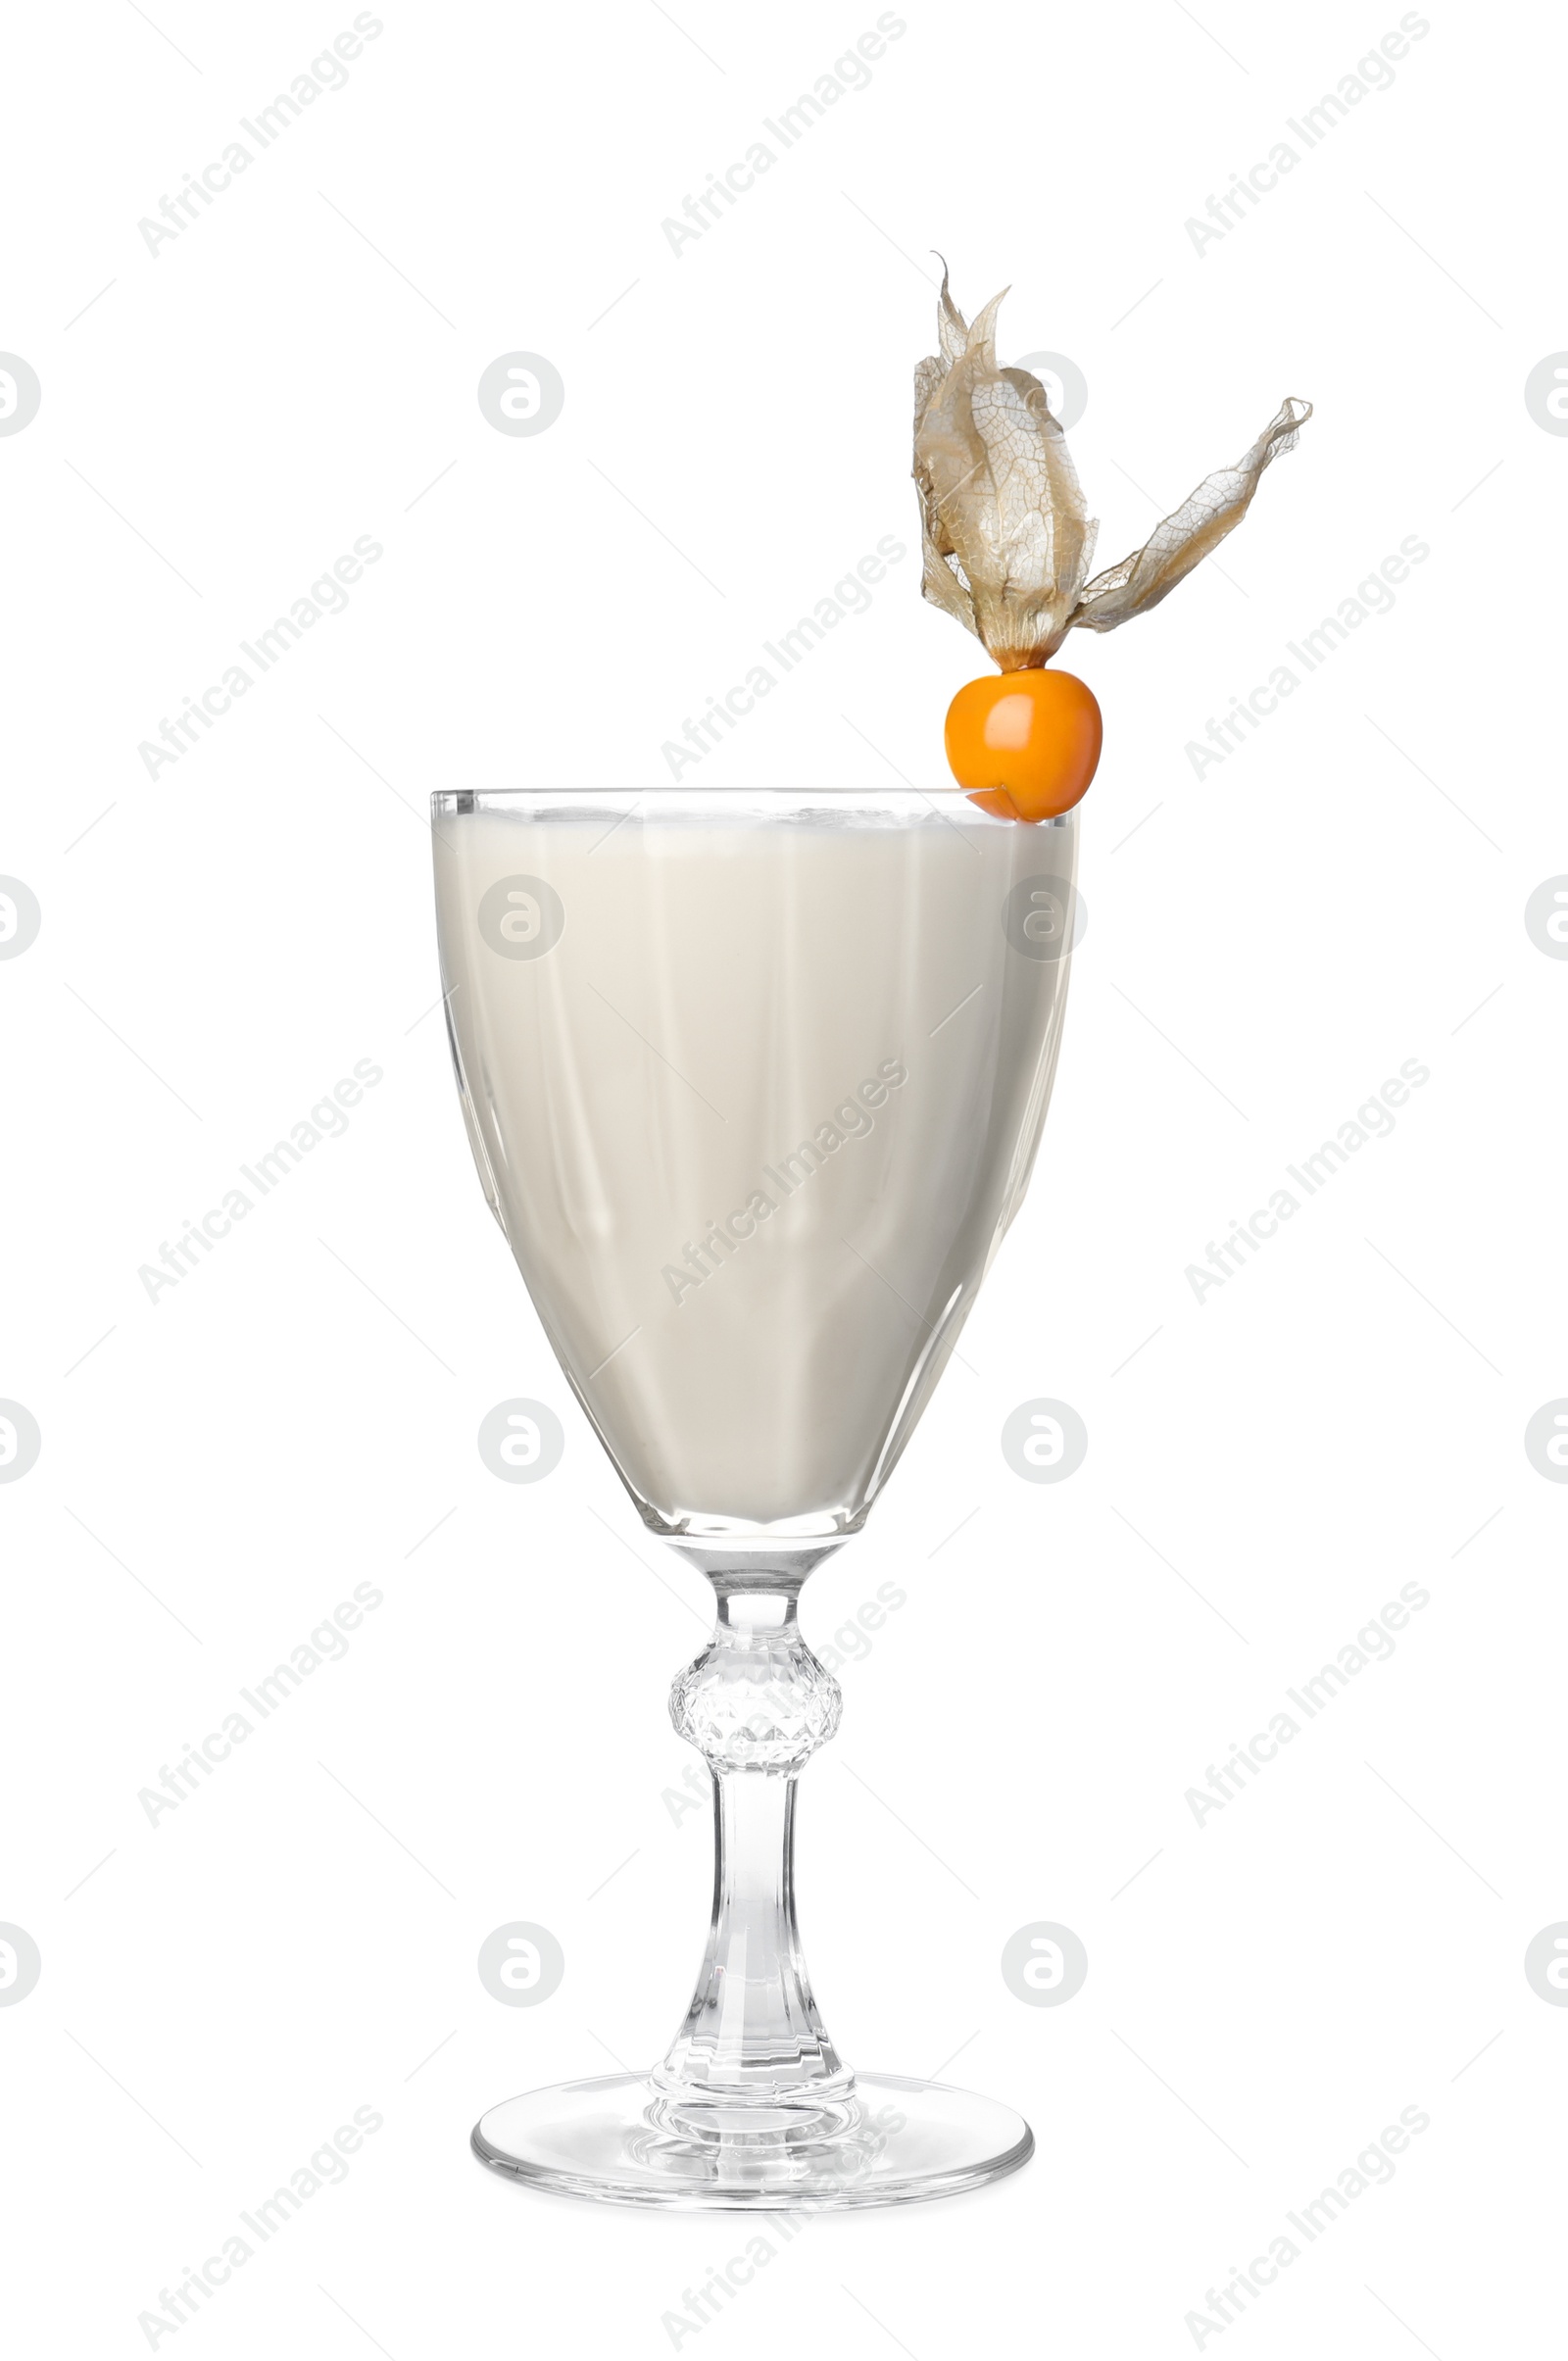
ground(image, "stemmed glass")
xmin=431 ymin=786 xmax=1077 ymax=2208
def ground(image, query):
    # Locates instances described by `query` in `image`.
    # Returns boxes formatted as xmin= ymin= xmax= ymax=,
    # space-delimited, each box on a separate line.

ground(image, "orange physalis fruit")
xmin=914 ymin=273 xmax=1308 ymax=823
xmin=944 ymin=668 xmax=1102 ymax=823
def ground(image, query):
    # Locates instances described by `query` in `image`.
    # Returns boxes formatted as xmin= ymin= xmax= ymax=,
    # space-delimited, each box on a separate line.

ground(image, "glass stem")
xmin=660 ymin=1580 xmax=849 ymax=2098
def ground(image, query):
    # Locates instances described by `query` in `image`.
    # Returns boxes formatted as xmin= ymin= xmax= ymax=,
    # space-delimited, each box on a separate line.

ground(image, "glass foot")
xmin=471 ymin=2071 xmax=1033 ymax=2210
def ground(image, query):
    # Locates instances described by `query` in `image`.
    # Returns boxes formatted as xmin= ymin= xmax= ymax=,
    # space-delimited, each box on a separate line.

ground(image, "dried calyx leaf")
xmin=913 ymin=271 xmax=1310 ymax=670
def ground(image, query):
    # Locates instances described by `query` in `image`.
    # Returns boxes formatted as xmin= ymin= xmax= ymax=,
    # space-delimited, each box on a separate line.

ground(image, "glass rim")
xmin=430 ymin=787 xmax=1074 ymax=824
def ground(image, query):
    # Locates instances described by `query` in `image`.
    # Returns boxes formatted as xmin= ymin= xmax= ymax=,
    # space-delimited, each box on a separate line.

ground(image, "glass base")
xmin=471 ymin=2071 xmax=1033 ymax=2210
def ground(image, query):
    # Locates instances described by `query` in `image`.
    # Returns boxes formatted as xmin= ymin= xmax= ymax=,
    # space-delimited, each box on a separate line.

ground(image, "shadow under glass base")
xmin=471 ymin=2071 xmax=1033 ymax=2211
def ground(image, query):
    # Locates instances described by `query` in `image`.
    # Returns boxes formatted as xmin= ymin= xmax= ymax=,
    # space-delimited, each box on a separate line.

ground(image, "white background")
xmin=3 ymin=1 xmax=1565 ymax=2352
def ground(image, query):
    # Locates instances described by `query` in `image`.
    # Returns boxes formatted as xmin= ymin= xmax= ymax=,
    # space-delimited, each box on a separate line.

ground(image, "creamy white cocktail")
xmin=433 ymin=789 xmax=1076 ymax=1545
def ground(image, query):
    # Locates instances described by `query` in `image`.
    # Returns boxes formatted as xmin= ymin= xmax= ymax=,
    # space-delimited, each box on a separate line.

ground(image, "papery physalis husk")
xmin=914 ymin=271 xmax=1310 ymax=671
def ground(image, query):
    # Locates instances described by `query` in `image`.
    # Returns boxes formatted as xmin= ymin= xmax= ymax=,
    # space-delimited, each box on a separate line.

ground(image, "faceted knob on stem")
xmin=668 ymin=1599 xmax=842 ymax=1776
